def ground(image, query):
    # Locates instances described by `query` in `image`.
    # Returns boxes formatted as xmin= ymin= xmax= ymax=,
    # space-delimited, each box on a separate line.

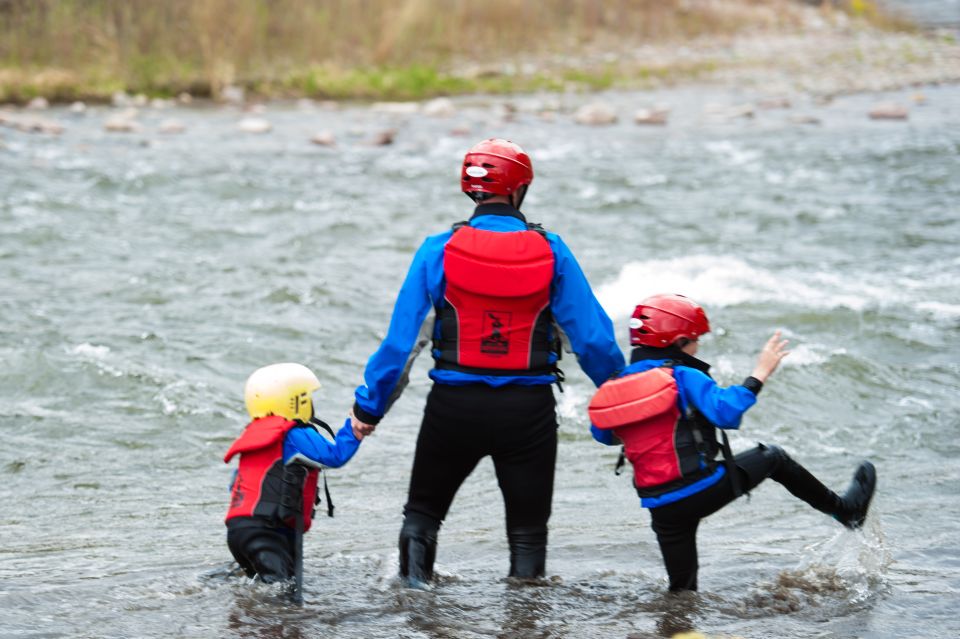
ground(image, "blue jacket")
xmin=284 ymin=419 xmax=361 ymax=469
xmin=353 ymin=204 xmax=624 ymax=424
xmin=591 ymin=356 xmax=759 ymax=507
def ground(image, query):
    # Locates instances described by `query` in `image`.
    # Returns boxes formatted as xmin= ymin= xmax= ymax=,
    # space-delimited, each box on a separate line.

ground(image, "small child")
xmin=224 ymin=363 xmax=363 ymax=584
xmin=589 ymin=294 xmax=876 ymax=592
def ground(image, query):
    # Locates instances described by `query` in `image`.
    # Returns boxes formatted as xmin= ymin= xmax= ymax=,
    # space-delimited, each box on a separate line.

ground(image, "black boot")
xmin=507 ymin=526 xmax=547 ymax=579
xmin=834 ymin=461 xmax=877 ymax=530
xmin=398 ymin=511 xmax=440 ymax=587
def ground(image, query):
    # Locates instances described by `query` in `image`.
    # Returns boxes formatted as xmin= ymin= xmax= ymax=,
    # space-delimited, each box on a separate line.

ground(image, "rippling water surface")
xmin=1 ymin=83 xmax=958 ymax=638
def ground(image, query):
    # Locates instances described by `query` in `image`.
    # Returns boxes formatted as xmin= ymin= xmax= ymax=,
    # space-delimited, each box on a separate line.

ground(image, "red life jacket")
xmin=436 ymin=225 xmax=557 ymax=374
xmin=223 ymin=416 xmax=320 ymax=532
xmin=589 ymin=367 xmax=717 ymax=495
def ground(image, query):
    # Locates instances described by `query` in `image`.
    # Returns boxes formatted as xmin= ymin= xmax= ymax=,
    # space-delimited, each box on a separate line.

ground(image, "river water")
xmin=1 ymin=81 xmax=958 ymax=639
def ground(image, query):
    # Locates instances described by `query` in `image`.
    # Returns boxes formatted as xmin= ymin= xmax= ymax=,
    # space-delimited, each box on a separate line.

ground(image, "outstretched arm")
xmin=284 ymin=418 xmax=361 ymax=469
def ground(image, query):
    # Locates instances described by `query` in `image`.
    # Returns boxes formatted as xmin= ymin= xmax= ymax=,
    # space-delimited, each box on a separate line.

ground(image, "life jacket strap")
xmin=309 ymin=417 xmax=337 ymax=517
xmin=614 ymin=446 xmax=626 ymax=476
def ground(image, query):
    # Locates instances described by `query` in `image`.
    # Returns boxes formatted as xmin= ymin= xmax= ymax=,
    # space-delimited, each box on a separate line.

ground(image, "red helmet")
xmin=461 ymin=138 xmax=533 ymax=202
xmin=630 ymin=294 xmax=710 ymax=347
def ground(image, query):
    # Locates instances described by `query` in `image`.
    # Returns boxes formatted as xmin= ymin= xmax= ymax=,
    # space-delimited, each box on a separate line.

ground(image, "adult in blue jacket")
xmin=351 ymin=139 xmax=624 ymax=584
xmin=590 ymin=294 xmax=876 ymax=592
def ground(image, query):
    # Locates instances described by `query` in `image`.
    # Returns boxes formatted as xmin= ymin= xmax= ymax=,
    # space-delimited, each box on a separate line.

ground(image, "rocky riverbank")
xmin=1 ymin=1 xmax=958 ymax=106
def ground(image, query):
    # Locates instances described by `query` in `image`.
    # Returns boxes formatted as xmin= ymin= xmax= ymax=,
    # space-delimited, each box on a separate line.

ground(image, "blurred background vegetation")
xmin=0 ymin=0 xmax=907 ymax=102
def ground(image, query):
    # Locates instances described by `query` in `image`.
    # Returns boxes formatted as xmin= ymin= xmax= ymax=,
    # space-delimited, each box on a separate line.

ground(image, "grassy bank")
xmin=0 ymin=0 xmax=918 ymax=103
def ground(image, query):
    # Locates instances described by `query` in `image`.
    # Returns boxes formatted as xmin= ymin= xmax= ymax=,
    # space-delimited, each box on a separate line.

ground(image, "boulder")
xmin=111 ymin=92 xmax=132 ymax=108
xmin=26 ymin=97 xmax=49 ymax=110
xmin=422 ymin=97 xmax=456 ymax=118
xmin=370 ymin=129 xmax=397 ymax=146
xmin=177 ymin=92 xmax=194 ymax=105
xmin=371 ymin=101 xmax=419 ymax=115
xmin=310 ymin=131 xmax=336 ymax=146
xmin=158 ymin=119 xmax=186 ymax=134
xmin=868 ymin=103 xmax=908 ymax=120
xmin=726 ymin=104 xmax=755 ymax=119
xmin=104 ymin=115 xmax=140 ymax=133
xmin=237 ymin=117 xmax=272 ymax=133
xmin=633 ymin=107 xmax=669 ymax=126
xmin=574 ymin=102 xmax=618 ymax=126
xmin=221 ymin=85 xmax=245 ymax=105
xmin=757 ymin=97 xmax=792 ymax=110
xmin=69 ymin=101 xmax=87 ymax=114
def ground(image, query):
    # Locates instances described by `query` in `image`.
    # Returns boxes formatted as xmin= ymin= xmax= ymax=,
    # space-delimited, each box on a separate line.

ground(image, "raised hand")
xmin=750 ymin=330 xmax=790 ymax=382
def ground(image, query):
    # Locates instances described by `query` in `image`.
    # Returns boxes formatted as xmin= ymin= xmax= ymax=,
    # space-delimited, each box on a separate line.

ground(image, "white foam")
xmin=916 ymin=301 xmax=960 ymax=321
xmin=556 ymin=383 xmax=588 ymax=423
xmin=596 ymin=255 xmax=834 ymax=319
xmin=70 ymin=343 xmax=110 ymax=358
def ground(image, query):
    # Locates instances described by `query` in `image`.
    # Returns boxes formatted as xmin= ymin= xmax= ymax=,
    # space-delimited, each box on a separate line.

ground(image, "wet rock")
xmin=726 ymin=104 xmax=756 ymax=119
xmin=221 ymin=85 xmax=245 ymax=105
xmin=112 ymin=91 xmax=132 ymax=108
xmin=422 ymin=97 xmax=456 ymax=118
xmin=245 ymin=103 xmax=267 ymax=114
xmin=1 ymin=113 xmax=64 ymax=134
xmin=158 ymin=119 xmax=186 ymax=134
xmin=370 ymin=129 xmax=397 ymax=146
xmin=633 ymin=107 xmax=670 ymax=126
xmin=371 ymin=101 xmax=419 ymax=115
xmin=757 ymin=96 xmax=792 ymax=110
xmin=868 ymin=103 xmax=908 ymax=120
xmin=238 ymin=117 xmax=272 ymax=133
xmin=449 ymin=125 xmax=472 ymax=137
xmin=69 ymin=101 xmax=87 ymax=115
xmin=911 ymin=93 xmax=927 ymax=105
xmin=26 ymin=97 xmax=49 ymax=110
xmin=104 ymin=114 xmax=141 ymax=133
xmin=789 ymin=114 xmax=822 ymax=125
xmin=296 ymin=98 xmax=315 ymax=110
xmin=131 ymin=94 xmax=148 ymax=108
xmin=318 ymin=100 xmax=340 ymax=111
xmin=310 ymin=131 xmax=336 ymax=146
xmin=177 ymin=92 xmax=193 ymax=105
xmin=574 ymin=102 xmax=618 ymax=126
xmin=538 ymin=110 xmax=558 ymax=123
xmin=150 ymin=98 xmax=174 ymax=110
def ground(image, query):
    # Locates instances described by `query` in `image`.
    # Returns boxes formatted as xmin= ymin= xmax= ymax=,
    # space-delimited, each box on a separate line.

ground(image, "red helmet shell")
xmin=461 ymin=138 xmax=533 ymax=197
xmin=630 ymin=294 xmax=711 ymax=347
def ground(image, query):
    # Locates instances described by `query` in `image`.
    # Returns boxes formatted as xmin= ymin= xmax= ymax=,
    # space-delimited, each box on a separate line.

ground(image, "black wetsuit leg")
xmin=226 ymin=519 xmax=296 ymax=584
xmin=489 ymin=385 xmax=557 ymax=578
xmin=649 ymin=444 xmax=840 ymax=592
xmin=402 ymin=383 xmax=557 ymax=578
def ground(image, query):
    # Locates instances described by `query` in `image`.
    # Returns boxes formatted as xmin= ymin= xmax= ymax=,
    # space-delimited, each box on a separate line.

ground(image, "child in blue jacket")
xmin=589 ymin=294 xmax=876 ymax=592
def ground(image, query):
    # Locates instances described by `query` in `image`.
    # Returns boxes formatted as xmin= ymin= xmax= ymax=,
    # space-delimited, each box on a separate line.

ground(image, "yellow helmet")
xmin=244 ymin=363 xmax=321 ymax=422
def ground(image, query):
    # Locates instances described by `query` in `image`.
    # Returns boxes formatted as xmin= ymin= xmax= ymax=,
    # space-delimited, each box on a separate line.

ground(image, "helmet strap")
xmin=512 ymin=185 xmax=528 ymax=210
xmin=467 ymin=191 xmax=494 ymax=203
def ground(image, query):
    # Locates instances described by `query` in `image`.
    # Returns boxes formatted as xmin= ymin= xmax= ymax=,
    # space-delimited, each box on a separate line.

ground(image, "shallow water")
xmin=1 ymin=83 xmax=958 ymax=638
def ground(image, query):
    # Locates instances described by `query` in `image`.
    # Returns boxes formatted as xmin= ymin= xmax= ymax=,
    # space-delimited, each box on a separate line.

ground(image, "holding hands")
xmin=751 ymin=330 xmax=790 ymax=383
xmin=350 ymin=409 xmax=377 ymax=440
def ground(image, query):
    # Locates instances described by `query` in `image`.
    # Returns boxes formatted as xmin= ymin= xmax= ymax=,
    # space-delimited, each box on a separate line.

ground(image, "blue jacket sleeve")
xmin=283 ymin=419 xmax=361 ymax=469
xmin=674 ymin=367 xmax=758 ymax=429
xmin=548 ymin=234 xmax=625 ymax=387
xmin=590 ymin=424 xmax=617 ymax=446
xmin=353 ymin=235 xmax=447 ymax=423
